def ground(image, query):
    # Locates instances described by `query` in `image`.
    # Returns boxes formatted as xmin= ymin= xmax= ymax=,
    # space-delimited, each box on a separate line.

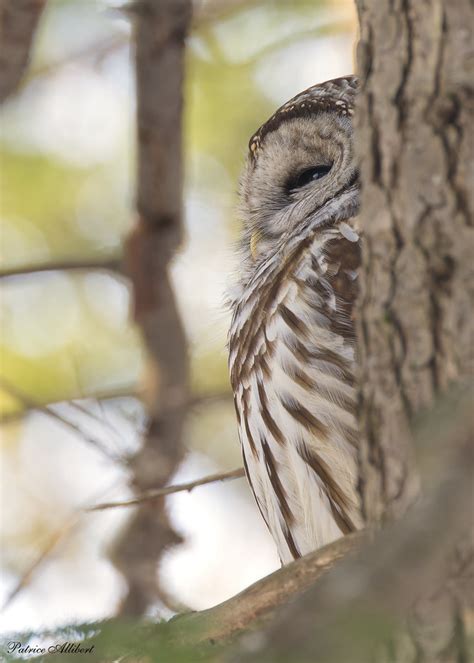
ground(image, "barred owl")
xmin=228 ymin=76 xmax=363 ymax=565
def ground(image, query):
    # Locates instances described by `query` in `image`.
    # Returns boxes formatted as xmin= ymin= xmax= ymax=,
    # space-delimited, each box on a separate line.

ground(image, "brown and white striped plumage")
xmin=228 ymin=76 xmax=363 ymax=564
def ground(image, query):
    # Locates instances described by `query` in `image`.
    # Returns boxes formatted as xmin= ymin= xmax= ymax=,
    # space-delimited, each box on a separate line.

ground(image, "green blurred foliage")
xmin=0 ymin=0 xmax=356 ymax=639
xmin=0 ymin=0 xmax=354 ymax=414
xmin=0 ymin=619 xmax=224 ymax=663
xmin=0 ymin=603 xmax=407 ymax=663
xmin=1 ymin=150 xmax=129 ymax=257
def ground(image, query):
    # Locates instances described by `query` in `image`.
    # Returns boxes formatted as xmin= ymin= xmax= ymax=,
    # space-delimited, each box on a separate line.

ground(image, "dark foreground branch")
xmin=33 ymin=532 xmax=365 ymax=663
xmin=167 ymin=532 xmax=365 ymax=647
xmin=230 ymin=388 xmax=474 ymax=662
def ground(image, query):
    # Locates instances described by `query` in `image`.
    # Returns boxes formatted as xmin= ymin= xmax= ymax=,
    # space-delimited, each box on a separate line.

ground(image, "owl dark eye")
xmin=288 ymin=165 xmax=332 ymax=191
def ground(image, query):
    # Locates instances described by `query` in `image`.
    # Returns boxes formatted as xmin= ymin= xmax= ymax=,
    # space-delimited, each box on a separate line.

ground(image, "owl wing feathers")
xmin=233 ymin=224 xmax=363 ymax=564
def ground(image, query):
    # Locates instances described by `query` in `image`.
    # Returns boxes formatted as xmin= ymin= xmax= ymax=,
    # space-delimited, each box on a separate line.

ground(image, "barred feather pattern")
xmin=228 ymin=189 xmax=364 ymax=565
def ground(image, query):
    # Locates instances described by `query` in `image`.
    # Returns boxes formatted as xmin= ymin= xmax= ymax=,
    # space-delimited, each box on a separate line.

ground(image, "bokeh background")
xmin=0 ymin=0 xmax=356 ymax=636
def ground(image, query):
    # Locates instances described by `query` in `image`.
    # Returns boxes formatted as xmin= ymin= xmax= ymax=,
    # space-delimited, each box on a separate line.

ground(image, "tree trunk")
xmin=225 ymin=2 xmax=474 ymax=661
xmin=355 ymin=0 xmax=473 ymax=523
xmin=355 ymin=0 xmax=473 ymax=659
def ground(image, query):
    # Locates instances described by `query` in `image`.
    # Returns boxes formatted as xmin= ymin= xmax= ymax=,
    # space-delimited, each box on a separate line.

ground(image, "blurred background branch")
xmin=0 ymin=386 xmax=231 ymax=424
xmin=0 ymin=256 xmax=122 ymax=279
xmin=0 ymin=0 xmax=47 ymax=102
xmin=112 ymin=0 xmax=193 ymax=617
xmin=0 ymin=0 xmax=359 ymax=646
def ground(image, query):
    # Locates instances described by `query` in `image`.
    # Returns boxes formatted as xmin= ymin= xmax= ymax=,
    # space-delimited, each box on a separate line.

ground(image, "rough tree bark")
xmin=355 ymin=0 xmax=473 ymax=523
xmin=354 ymin=1 xmax=473 ymax=659
xmin=112 ymin=0 xmax=192 ymax=616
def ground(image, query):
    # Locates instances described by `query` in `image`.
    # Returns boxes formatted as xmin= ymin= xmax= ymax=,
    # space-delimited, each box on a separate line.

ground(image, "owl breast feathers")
xmin=228 ymin=76 xmax=363 ymax=564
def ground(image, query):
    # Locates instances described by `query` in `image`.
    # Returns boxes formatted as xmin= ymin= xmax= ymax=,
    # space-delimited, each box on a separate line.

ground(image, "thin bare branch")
xmin=20 ymin=0 xmax=255 ymax=82
xmin=1 ymin=467 xmax=245 ymax=613
xmin=187 ymin=389 xmax=232 ymax=409
xmin=52 ymin=401 xmax=131 ymax=456
xmin=0 ymin=390 xmax=139 ymax=426
xmin=0 ymin=478 xmax=124 ymax=613
xmin=0 ymin=387 xmax=230 ymax=425
xmin=0 ymin=0 xmax=47 ymax=103
xmin=29 ymin=33 xmax=129 ymax=81
xmin=0 ymin=256 xmax=122 ymax=279
xmin=1 ymin=512 xmax=81 ymax=612
xmin=87 ymin=467 xmax=245 ymax=511
xmin=0 ymin=377 xmax=123 ymax=461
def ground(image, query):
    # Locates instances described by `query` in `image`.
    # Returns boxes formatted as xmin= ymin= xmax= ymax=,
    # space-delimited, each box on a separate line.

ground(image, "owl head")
xmin=238 ymin=76 xmax=359 ymax=280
